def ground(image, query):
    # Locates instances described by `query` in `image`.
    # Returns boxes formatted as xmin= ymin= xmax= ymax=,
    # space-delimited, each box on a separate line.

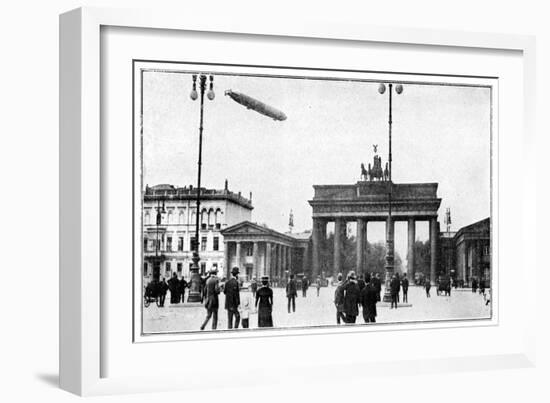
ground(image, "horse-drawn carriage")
xmin=143 ymin=279 xmax=167 ymax=307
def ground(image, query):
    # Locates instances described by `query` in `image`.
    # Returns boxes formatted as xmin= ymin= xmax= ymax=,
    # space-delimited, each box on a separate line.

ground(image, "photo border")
xmin=59 ymin=6 xmax=535 ymax=396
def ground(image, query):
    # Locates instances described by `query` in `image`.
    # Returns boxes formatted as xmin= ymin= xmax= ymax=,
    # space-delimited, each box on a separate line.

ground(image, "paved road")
xmin=143 ymin=285 xmax=491 ymax=333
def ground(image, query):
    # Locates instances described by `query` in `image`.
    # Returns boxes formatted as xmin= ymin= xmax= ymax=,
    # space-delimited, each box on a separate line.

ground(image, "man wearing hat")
xmin=224 ymin=266 xmax=241 ymax=329
xmin=342 ymin=271 xmax=361 ymax=323
xmin=200 ymin=267 xmax=220 ymax=331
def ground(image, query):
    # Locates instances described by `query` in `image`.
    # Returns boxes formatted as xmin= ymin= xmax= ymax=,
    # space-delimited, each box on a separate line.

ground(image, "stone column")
xmin=382 ymin=217 xmax=395 ymax=302
xmin=265 ymin=242 xmax=272 ymax=278
xmin=277 ymin=244 xmax=283 ymax=280
xmin=311 ymin=218 xmax=322 ymax=279
xmin=224 ymin=241 xmax=231 ymax=277
xmin=235 ymin=241 xmax=242 ymax=273
xmin=356 ymin=218 xmax=365 ymax=274
xmin=407 ymin=218 xmax=416 ymax=279
xmin=281 ymin=245 xmax=287 ymax=277
xmin=252 ymin=241 xmax=259 ymax=280
xmin=334 ymin=218 xmax=345 ymax=277
xmin=429 ymin=217 xmax=438 ymax=285
xmin=287 ymin=247 xmax=292 ymax=274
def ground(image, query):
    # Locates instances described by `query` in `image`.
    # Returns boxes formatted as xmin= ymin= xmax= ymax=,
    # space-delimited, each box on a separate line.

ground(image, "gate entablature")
xmin=309 ymin=181 xmax=441 ymax=220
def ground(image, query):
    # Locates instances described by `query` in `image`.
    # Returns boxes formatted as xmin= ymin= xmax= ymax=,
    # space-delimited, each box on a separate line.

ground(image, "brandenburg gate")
xmin=308 ymin=180 xmax=442 ymax=283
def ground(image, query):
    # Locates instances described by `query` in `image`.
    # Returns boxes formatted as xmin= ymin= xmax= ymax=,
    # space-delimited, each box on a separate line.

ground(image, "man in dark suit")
xmin=301 ymin=276 xmax=309 ymax=297
xmin=286 ymin=274 xmax=298 ymax=313
xmin=372 ymin=273 xmax=382 ymax=302
xmin=200 ymin=268 xmax=220 ymax=330
xmin=401 ymin=274 xmax=409 ymax=303
xmin=360 ymin=274 xmax=378 ymax=323
xmin=343 ymin=271 xmax=361 ymax=323
xmin=224 ymin=266 xmax=241 ymax=329
xmin=334 ymin=273 xmax=346 ymax=324
xmin=390 ymin=274 xmax=400 ymax=309
xmin=167 ymin=272 xmax=180 ymax=304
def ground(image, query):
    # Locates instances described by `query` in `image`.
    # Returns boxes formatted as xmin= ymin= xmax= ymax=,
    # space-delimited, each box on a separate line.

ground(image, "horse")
xmin=360 ymin=163 xmax=369 ymax=181
xmin=383 ymin=162 xmax=389 ymax=181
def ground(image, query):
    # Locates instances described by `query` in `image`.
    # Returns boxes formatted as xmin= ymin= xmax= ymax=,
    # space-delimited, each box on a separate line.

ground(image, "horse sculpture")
xmin=361 ymin=155 xmax=388 ymax=182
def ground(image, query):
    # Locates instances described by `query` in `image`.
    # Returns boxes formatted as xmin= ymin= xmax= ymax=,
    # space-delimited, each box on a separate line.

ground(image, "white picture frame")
xmin=60 ymin=7 xmax=536 ymax=396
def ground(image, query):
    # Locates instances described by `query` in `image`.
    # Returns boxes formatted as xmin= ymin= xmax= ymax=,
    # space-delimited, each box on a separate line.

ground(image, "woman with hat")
xmin=255 ymin=276 xmax=274 ymax=328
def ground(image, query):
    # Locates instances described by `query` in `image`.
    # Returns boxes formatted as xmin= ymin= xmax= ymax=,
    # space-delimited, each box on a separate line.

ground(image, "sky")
xmin=141 ymin=68 xmax=491 ymax=263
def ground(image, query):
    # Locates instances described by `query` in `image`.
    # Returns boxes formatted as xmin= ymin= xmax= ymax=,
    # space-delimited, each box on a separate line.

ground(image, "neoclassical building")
xmin=142 ymin=182 xmax=253 ymax=279
xmin=221 ymin=222 xmax=311 ymax=282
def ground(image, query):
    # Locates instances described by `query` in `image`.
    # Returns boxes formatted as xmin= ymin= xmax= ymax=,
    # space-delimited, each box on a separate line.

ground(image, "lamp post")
xmin=187 ymin=74 xmax=215 ymax=302
xmin=378 ymin=82 xmax=403 ymax=302
xmin=152 ymin=197 xmax=166 ymax=281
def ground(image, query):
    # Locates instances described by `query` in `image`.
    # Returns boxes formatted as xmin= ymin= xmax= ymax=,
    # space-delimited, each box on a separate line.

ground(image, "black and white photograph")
xmin=135 ymin=62 xmax=494 ymax=335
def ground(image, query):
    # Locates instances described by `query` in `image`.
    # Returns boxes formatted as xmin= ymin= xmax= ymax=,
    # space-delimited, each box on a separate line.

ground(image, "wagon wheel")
xmin=144 ymin=294 xmax=150 ymax=307
xmin=155 ymin=297 xmax=161 ymax=307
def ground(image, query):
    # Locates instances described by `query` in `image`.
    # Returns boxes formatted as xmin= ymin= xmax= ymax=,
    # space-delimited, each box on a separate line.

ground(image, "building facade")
xmin=143 ymin=183 xmax=253 ymax=279
xmin=454 ymin=217 xmax=491 ymax=286
xmin=221 ymin=221 xmax=311 ymax=284
xmin=435 ymin=217 xmax=491 ymax=286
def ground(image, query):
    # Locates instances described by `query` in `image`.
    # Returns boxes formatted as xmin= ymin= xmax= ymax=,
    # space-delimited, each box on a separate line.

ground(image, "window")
xmin=144 ymin=211 xmax=150 ymax=225
xmin=483 ymin=245 xmax=490 ymax=255
xmin=200 ymin=262 xmax=206 ymax=275
xmin=213 ymin=237 xmax=219 ymax=251
xmin=167 ymin=237 xmax=172 ymax=251
xmin=178 ymin=209 xmax=185 ymax=224
xmin=215 ymin=209 xmax=222 ymax=230
xmin=201 ymin=209 xmax=208 ymax=230
xmin=178 ymin=237 xmax=184 ymax=251
xmin=167 ymin=209 xmax=173 ymax=224
xmin=143 ymin=238 xmax=148 ymax=252
xmin=208 ymin=209 xmax=214 ymax=228
xmin=201 ymin=236 xmax=207 ymax=251
xmin=143 ymin=262 xmax=148 ymax=276
xmin=165 ymin=262 xmax=171 ymax=274
xmin=177 ymin=263 xmax=182 ymax=273
xmin=190 ymin=237 xmax=197 ymax=251
xmin=246 ymin=244 xmax=253 ymax=256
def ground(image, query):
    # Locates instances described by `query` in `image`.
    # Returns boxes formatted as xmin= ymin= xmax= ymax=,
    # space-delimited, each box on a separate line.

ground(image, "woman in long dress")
xmin=255 ymin=276 xmax=273 ymax=328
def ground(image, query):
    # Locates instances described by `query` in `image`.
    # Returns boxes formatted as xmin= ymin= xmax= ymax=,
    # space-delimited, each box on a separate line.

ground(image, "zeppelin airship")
xmin=225 ymin=90 xmax=287 ymax=121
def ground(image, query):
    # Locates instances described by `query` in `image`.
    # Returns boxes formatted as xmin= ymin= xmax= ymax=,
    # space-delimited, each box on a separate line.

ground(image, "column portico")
xmin=265 ymin=242 xmax=272 ymax=278
xmin=407 ymin=218 xmax=415 ymax=279
xmin=356 ymin=218 xmax=365 ymax=274
xmin=430 ymin=217 xmax=438 ymax=284
xmin=235 ymin=241 xmax=242 ymax=273
xmin=334 ymin=218 xmax=345 ymax=277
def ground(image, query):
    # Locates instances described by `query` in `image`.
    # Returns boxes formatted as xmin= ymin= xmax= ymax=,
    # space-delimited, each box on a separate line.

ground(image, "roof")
xmin=144 ymin=184 xmax=253 ymax=210
xmin=221 ymin=221 xmax=306 ymax=246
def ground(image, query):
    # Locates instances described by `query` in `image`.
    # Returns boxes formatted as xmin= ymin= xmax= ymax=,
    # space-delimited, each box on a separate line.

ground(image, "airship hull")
xmin=225 ymin=90 xmax=287 ymax=121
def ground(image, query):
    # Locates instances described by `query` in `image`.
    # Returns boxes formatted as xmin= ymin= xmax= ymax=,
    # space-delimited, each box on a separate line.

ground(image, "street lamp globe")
xmin=190 ymin=89 xmax=198 ymax=101
xmin=378 ymin=83 xmax=386 ymax=94
xmin=395 ymin=84 xmax=404 ymax=94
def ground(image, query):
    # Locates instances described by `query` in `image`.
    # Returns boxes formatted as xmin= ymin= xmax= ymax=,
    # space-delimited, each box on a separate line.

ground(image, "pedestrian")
xmin=390 ymin=274 xmax=400 ymax=309
xmin=343 ymin=271 xmax=361 ymax=323
xmin=301 ymin=276 xmax=309 ymax=297
xmin=425 ymin=278 xmax=431 ymax=298
xmin=479 ymin=279 xmax=486 ymax=297
xmin=401 ymin=274 xmax=409 ymax=303
xmin=373 ymin=273 xmax=382 ymax=302
xmin=286 ymin=274 xmax=297 ymax=313
xmin=158 ymin=276 xmax=168 ymax=307
xmin=200 ymin=268 xmax=220 ymax=330
xmin=472 ymin=277 xmax=478 ymax=293
xmin=167 ymin=272 xmax=180 ymax=304
xmin=395 ymin=273 xmax=401 ymax=302
xmin=357 ymin=274 xmax=366 ymax=292
xmin=334 ymin=273 xmax=347 ymax=324
xmin=224 ymin=267 xmax=241 ymax=329
xmin=315 ymin=276 xmax=321 ymax=297
xmin=255 ymin=276 xmax=274 ymax=328
xmin=360 ymin=274 xmax=378 ymax=323
xmin=240 ymin=293 xmax=253 ymax=328
xmin=177 ymin=275 xmax=188 ymax=303
xmin=251 ymin=278 xmax=258 ymax=299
